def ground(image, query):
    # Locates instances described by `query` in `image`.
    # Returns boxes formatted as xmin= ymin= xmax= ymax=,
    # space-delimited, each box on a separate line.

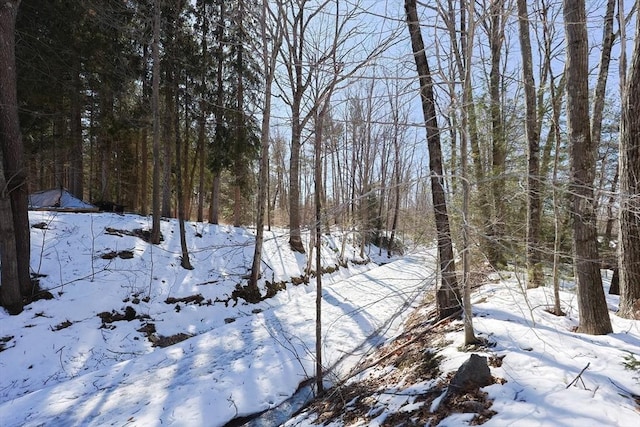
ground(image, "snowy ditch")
xmin=0 ymin=250 xmax=436 ymax=427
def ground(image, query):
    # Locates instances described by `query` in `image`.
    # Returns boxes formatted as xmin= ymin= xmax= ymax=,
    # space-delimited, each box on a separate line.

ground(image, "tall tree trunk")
xmin=311 ymin=12 xmax=341 ymax=383
xmin=140 ymin=43 xmax=150 ymax=216
xmin=405 ymin=0 xmax=461 ymax=319
xmin=517 ymin=0 xmax=543 ymax=288
xmin=174 ymin=79 xmax=192 ymax=270
xmin=314 ymin=101 xmax=329 ymax=395
xmin=591 ymin=0 xmax=616 ymax=153
xmin=69 ymin=67 xmax=83 ymax=199
xmin=286 ymin=4 xmax=306 ymax=254
xmin=196 ymin=111 xmax=206 ymax=223
xmin=549 ymin=69 xmax=564 ymax=316
xmin=0 ymin=0 xmax=31 ymax=300
xmin=563 ymin=0 xmax=612 ymax=334
xmin=250 ymin=0 xmax=282 ymax=292
xmin=488 ymin=0 xmax=507 ymax=269
xmin=618 ymin=9 xmax=640 ymax=320
xmin=150 ymin=0 xmax=162 ymax=244
xmin=232 ymin=0 xmax=245 ymax=228
xmin=162 ymin=69 xmax=174 ymax=218
xmin=195 ymin=0 xmax=208 ymax=223
xmin=209 ymin=0 xmax=225 ymax=226
xmin=592 ymin=0 xmax=617 ymax=217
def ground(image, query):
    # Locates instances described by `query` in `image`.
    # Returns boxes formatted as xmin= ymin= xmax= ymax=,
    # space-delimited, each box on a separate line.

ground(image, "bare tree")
xmin=517 ymin=0 xmax=543 ymax=289
xmin=405 ymin=0 xmax=461 ymax=319
xmin=486 ymin=0 xmax=508 ymax=269
xmin=563 ymin=0 xmax=612 ymax=334
xmin=618 ymin=8 xmax=640 ymax=320
xmin=249 ymin=0 xmax=284 ymax=296
xmin=277 ymin=0 xmax=394 ymax=253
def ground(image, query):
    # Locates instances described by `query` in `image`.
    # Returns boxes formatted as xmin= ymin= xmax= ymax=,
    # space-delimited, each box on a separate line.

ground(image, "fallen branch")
xmin=566 ymin=362 xmax=590 ymax=389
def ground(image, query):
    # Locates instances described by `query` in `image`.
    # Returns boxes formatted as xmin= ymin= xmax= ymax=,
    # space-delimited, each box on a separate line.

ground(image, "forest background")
xmin=0 ymin=0 xmax=639 ymax=333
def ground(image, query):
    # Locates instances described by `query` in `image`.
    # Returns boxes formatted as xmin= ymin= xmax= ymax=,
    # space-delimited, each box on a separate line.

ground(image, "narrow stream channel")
xmin=224 ymin=382 xmax=315 ymax=427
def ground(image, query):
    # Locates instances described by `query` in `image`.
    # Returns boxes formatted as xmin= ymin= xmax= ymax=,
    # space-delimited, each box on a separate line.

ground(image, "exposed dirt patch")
xmin=123 ymin=293 xmax=148 ymax=304
xmin=51 ymin=320 xmax=73 ymax=331
xmin=291 ymin=275 xmax=308 ymax=286
xmin=31 ymin=222 xmax=48 ymax=229
xmin=306 ymin=264 xmax=341 ymax=277
xmin=165 ymin=294 xmax=212 ymax=312
xmin=265 ymin=281 xmax=287 ymax=298
xmin=104 ymin=227 xmax=163 ymax=243
xmin=165 ymin=294 xmax=207 ymax=305
xmin=97 ymin=306 xmax=149 ymax=329
xmin=100 ymin=249 xmax=135 ymax=260
xmin=295 ymin=295 xmax=503 ymax=426
xmin=231 ymin=284 xmax=262 ymax=304
xmin=0 ymin=336 xmax=14 ymax=353
xmin=150 ymin=332 xmax=192 ymax=348
xmin=24 ymin=277 xmax=54 ymax=304
xmin=135 ymin=321 xmax=192 ymax=347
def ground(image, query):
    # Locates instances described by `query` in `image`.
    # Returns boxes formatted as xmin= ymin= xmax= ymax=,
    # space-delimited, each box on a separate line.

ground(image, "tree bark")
xmin=210 ymin=0 xmax=225 ymax=226
xmin=488 ymin=0 xmax=507 ymax=269
xmin=563 ymin=0 xmax=612 ymax=334
xmin=405 ymin=0 xmax=460 ymax=319
xmin=174 ymin=74 xmax=192 ymax=270
xmin=150 ymin=0 xmax=162 ymax=244
xmin=250 ymin=0 xmax=282 ymax=292
xmin=517 ymin=0 xmax=543 ymax=289
xmin=69 ymin=66 xmax=84 ymax=199
xmin=0 ymin=147 xmax=22 ymax=314
xmin=196 ymin=0 xmax=208 ymax=224
xmin=0 ymin=0 xmax=31 ymax=299
xmin=618 ymin=9 xmax=640 ymax=319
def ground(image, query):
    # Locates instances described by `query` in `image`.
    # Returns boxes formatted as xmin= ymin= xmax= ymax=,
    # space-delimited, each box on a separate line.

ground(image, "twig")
xmin=566 ymin=362 xmax=590 ymax=389
xmin=609 ymin=377 xmax=640 ymax=399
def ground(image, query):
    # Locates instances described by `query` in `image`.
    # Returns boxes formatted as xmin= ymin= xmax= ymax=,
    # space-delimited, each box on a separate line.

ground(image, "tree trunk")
xmin=563 ymin=0 xmax=612 ymax=334
xmin=69 ymin=67 xmax=84 ymax=199
xmin=289 ymin=115 xmax=305 ymax=252
xmin=0 ymin=0 xmax=31 ymax=299
xmin=162 ymin=70 xmax=174 ymax=219
xmin=405 ymin=0 xmax=460 ymax=319
xmin=549 ymin=69 xmax=565 ymax=316
xmin=618 ymin=9 xmax=640 ymax=320
xmin=591 ymin=0 xmax=616 ymax=152
xmin=209 ymin=174 xmax=220 ymax=224
xmin=140 ymin=43 xmax=150 ymax=216
xmin=488 ymin=0 xmax=507 ymax=269
xmin=314 ymin=102 xmax=327 ymax=395
xmin=150 ymin=0 xmax=162 ymax=244
xmin=174 ymin=76 xmax=192 ymax=270
xmin=250 ymin=0 xmax=281 ymax=291
xmin=517 ymin=0 xmax=543 ymax=289
xmin=0 ymin=148 xmax=22 ymax=314
xmin=210 ymin=0 xmax=225 ymax=226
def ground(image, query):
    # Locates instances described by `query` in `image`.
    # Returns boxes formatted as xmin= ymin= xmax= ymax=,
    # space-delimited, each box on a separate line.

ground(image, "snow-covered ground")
xmin=286 ymin=270 xmax=640 ymax=427
xmin=0 ymin=211 xmax=429 ymax=426
xmin=1 ymin=211 xmax=639 ymax=426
